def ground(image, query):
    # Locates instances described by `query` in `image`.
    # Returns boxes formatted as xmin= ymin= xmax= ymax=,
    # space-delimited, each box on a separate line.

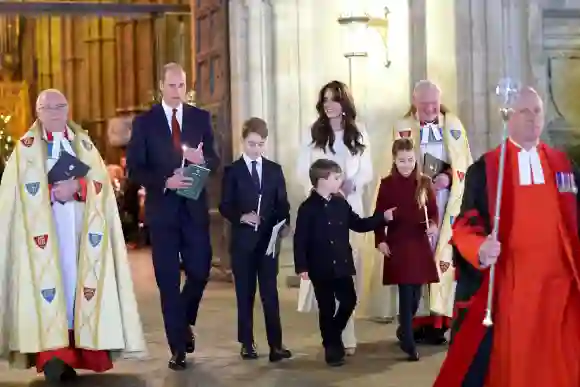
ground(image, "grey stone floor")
xmin=0 ymin=250 xmax=445 ymax=387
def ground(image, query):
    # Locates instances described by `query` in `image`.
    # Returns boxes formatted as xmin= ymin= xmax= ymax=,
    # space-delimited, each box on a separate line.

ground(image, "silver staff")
xmin=482 ymin=78 xmax=520 ymax=327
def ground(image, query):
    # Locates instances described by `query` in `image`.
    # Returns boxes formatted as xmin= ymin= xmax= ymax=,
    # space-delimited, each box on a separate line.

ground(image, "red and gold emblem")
xmin=456 ymin=171 xmax=465 ymax=182
xmin=34 ymin=234 xmax=49 ymax=249
xmin=93 ymin=181 xmax=102 ymax=195
xmin=83 ymin=287 xmax=96 ymax=301
xmin=20 ymin=137 xmax=34 ymax=147
xmin=439 ymin=261 xmax=450 ymax=273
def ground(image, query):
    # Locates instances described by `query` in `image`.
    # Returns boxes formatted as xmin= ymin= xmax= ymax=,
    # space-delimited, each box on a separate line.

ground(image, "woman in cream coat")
xmin=295 ymin=81 xmax=373 ymax=355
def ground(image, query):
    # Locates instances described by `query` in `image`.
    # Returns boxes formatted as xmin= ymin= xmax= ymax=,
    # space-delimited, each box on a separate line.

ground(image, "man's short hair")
xmin=161 ymin=62 xmax=185 ymax=82
xmin=309 ymin=159 xmax=342 ymax=187
xmin=242 ymin=117 xmax=269 ymax=139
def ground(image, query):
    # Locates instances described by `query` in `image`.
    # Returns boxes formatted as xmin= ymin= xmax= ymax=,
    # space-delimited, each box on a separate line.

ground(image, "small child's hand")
xmin=299 ymin=272 xmax=309 ymax=280
xmin=240 ymin=212 xmax=260 ymax=226
xmin=377 ymin=242 xmax=391 ymax=257
xmin=426 ymin=224 xmax=438 ymax=237
xmin=383 ymin=207 xmax=397 ymax=222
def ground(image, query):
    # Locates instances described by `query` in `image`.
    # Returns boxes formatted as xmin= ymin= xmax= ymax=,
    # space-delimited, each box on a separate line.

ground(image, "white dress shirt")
xmin=510 ymin=139 xmax=545 ymax=186
xmin=242 ymin=153 xmax=262 ymax=184
xmin=161 ymin=100 xmax=183 ymax=133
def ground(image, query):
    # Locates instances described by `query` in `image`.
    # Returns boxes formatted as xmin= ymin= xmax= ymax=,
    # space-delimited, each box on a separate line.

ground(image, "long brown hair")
xmin=310 ymin=81 xmax=365 ymax=156
xmin=391 ymin=138 xmax=432 ymax=206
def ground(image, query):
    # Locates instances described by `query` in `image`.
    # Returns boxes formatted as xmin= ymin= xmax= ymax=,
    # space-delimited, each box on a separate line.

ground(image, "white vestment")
xmin=46 ymin=130 xmax=85 ymax=329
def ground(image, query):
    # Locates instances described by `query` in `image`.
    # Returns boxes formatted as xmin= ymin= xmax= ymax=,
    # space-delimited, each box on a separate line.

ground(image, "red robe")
xmin=434 ymin=141 xmax=580 ymax=386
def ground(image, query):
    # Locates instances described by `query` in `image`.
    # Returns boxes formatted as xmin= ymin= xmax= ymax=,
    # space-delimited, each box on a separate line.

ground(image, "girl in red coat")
xmin=374 ymin=138 xmax=439 ymax=361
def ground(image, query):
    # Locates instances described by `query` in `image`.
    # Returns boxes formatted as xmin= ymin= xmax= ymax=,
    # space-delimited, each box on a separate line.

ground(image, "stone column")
xmin=409 ymin=0 xmax=427 ymax=88
xmin=228 ymin=0 xmax=250 ymax=157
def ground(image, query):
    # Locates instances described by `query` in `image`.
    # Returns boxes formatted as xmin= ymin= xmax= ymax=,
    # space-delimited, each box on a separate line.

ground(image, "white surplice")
xmin=45 ymin=129 xmax=85 ymax=329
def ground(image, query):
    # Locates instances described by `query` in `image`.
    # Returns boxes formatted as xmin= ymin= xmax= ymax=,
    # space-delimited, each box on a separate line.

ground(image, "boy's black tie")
xmin=251 ymin=160 xmax=261 ymax=190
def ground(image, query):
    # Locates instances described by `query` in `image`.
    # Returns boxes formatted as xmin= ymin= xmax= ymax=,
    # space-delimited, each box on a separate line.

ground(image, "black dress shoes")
xmin=324 ymin=346 xmax=345 ymax=367
xmin=168 ymin=352 xmax=187 ymax=370
xmin=43 ymin=358 xmax=77 ymax=383
xmin=186 ymin=327 xmax=196 ymax=354
xmin=399 ymin=342 xmax=420 ymax=362
xmin=240 ymin=343 xmax=259 ymax=360
xmin=269 ymin=346 xmax=292 ymax=362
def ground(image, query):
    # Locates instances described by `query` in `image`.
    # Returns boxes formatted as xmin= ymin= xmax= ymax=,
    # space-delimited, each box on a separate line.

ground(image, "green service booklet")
xmin=176 ymin=164 xmax=211 ymax=200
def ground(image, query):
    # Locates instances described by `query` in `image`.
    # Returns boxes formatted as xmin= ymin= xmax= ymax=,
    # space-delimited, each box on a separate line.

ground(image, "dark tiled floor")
xmin=0 ymin=250 xmax=445 ymax=387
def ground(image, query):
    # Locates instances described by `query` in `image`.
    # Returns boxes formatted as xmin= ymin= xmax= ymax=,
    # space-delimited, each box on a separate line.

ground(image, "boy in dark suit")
xmin=293 ymin=159 xmax=395 ymax=366
xmin=219 ymin=118 xmax=292 ymax=362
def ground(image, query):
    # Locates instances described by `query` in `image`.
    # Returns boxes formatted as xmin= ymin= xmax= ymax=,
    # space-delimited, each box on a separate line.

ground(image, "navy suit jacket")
xmin=126 ymin=103 xmax=220 ymax=227
xmin=219 ymin=157 xmax=290 ymax=257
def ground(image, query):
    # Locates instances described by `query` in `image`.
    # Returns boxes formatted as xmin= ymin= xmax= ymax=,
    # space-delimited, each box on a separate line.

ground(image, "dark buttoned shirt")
xmin=293 ymin=191 xmax=386 ymax=280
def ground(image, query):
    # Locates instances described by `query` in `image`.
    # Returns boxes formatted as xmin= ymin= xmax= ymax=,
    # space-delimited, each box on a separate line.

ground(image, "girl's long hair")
xmin=391 ymin=138 xmax=432 ymax=206
xmin=310 ymin=80 xmax=365 ymax=156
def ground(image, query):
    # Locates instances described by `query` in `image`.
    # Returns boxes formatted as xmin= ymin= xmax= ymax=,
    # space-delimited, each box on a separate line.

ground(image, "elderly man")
xmin=362 ymin=80 xmax=472 ymax=345
xmin=435 ymin=87 xmax=580 ymax=387
xmin=0 ymin=89 xmax=146 ymax=382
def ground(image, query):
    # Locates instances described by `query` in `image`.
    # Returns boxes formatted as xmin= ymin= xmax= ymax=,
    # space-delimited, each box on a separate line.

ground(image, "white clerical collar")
xmin=510 ymin=138 xmax=545 ymax=186
xmin=416 ymin=115 xmax=442 ymax=144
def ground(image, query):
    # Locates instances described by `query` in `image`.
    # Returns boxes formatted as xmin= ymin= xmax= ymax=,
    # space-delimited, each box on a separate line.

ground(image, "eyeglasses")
xmin=38 ymin=103 xmax=68 ymax=111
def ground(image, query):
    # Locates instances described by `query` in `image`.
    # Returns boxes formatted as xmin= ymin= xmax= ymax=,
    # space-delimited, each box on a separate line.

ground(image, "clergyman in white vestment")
xmin=0 ymin=89 xmax=146 ymax=383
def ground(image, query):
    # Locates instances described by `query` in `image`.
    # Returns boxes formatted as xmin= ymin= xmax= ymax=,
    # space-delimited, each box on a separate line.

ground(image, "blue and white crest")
xmin=88 ymin=233 xmax=103 ymax=247
xmin=41 ymin=288 xmax=56 ymax=303
xmin=25 ymin=182 xmax=40 ymax=196
xmin=450 ymin=216 xmax=455 ymax=226
xmin=450 ymin=129 xmax=461 ymax=140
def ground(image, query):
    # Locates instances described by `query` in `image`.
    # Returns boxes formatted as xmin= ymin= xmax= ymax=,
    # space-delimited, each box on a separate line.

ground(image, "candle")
xmin=180 ymin=145 xmax=188 ymax=169
xmin=255 ymin=194 xmax=262 ymax=232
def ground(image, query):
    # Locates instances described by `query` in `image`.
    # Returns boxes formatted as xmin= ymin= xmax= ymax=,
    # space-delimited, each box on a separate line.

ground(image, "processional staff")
xmin=482 ymin=78 xmax=520 ymax=327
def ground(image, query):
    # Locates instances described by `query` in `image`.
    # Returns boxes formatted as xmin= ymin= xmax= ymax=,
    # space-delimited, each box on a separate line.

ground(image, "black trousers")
xmin=311 ymin=276 xmax=357 ymax=349
xmin=398 ymin=284 xmax=422 ymax=351
xmin=232 ymin=249 xmax=282 ymax=348
xmin=149 ymin=211 xmax=212 ymax=354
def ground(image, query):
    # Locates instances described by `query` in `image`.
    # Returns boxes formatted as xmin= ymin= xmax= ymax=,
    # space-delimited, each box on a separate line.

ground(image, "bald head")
xmin=507 ymin=86 xmax=544 ymax=148
xmin=36 ymin=89 xmax=69 ymax=132
xmin=160 ymin=62 xmax=187 ymax=108
xmin=412 ymin=80 xmax=441 ymax=122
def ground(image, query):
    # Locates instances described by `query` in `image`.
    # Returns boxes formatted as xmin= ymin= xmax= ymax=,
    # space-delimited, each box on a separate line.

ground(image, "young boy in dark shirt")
xmin=219 ymin=118 xmax=292 ymax=362
xmin=293 ymin=159 xmax=395 ymax=366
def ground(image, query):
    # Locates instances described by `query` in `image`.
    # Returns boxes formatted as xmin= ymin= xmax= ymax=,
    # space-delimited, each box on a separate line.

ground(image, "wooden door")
xmin=194 ymin=0 xmax=232 ymax=268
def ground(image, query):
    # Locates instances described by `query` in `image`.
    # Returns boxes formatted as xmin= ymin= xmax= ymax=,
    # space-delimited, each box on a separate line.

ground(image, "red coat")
xmin=374 ymin=169 xmax=440 ymax=285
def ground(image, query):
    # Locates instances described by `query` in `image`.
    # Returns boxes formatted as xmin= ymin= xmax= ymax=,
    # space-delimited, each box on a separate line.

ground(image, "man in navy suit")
xmin=219 ymin=118 xmax=292 ymax=362
xmin=126 ymin=63 xmax=219 ymax=370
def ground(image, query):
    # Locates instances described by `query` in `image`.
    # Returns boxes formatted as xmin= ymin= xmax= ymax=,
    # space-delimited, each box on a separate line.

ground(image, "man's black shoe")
xmin=168 ymin=352 xmax=187 ymax=370
xmin=269 ymin=346 xmax=292 ymax=362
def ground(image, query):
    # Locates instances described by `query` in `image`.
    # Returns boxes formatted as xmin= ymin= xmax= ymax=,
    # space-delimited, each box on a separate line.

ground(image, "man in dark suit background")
xmin=126 ymin=62 xmax=219 ymax=370
xmin=219 ymin=118 xmax=292 ymax=362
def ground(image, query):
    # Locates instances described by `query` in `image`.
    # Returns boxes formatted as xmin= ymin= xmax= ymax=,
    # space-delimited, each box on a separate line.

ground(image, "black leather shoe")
xmin=240 ymin=343 xmax=259 ymax=360
xmin=269 ymin=346 xmax=292 ymax=362
xmin=43 ymin=358 xmax=77 ymax=383
xmin=168 ymin=352 xmax=187 ymax=370
xmin=186 ymin=335 xmax=196 ymax=354
xmin=324 ymin=347 xmax=345 ymax=367
xmin=399 ymin=342 xmax=420 ymax=362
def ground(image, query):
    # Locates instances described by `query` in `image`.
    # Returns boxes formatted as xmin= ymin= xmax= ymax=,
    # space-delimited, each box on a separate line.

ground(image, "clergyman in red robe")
xmin=434 ymin=87 xmax=580 ymax=387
